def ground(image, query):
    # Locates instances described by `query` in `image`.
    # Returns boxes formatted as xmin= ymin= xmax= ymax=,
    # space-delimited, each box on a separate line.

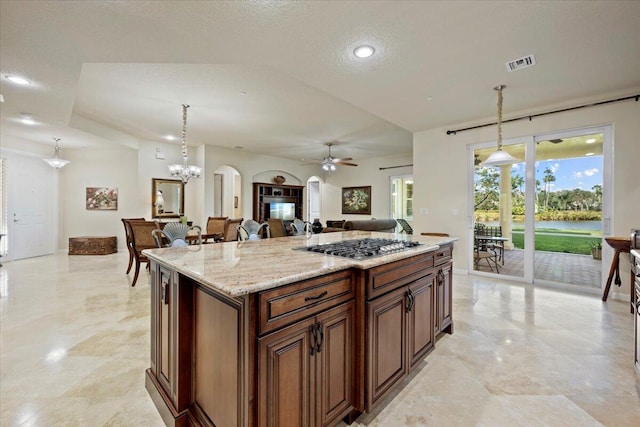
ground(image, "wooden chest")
xmin=69 ymin=236 xmax=117 ymax=255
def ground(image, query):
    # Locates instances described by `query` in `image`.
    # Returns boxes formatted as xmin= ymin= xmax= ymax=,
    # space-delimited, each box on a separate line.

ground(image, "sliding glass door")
xmin=470 ymin=125 xmax=611 ymax=292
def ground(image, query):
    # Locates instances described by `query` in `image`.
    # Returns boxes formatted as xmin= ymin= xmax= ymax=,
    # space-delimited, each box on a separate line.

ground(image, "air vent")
xmin=505 ymin=54 xmax=536 ymax=72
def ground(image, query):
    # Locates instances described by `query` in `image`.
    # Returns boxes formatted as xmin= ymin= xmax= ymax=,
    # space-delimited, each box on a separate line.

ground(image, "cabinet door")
xmin=635 ymin=282 xmax=640 ymax=373
xmin=156 ymin=265 xmax=176 ymax=401
xmin=438 ymin=263 xmax=453 ymax=334
xmin=366 ymin=286 xmax=407 ymax=410
xmin=258 ymin=316 xmax=316 ymax=427
xmin=407 ymin=275 xmax=435 ymax=368
xmin=315 ymin=302 xmax=355 ymax=427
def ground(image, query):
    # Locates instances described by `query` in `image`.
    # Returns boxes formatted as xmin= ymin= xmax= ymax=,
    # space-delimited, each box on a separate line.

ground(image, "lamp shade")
xmin=480 ymin=85 xmax=519 ymax=168
xmin=480 ymin=148 xmax=519 ymax=167
xmin=43 ymin=138 xmax=70 ymax=169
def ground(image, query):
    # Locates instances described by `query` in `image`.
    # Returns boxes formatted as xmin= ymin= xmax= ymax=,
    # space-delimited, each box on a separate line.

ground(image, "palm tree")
xmin=543 ymin=167 xmax=556 ymax=208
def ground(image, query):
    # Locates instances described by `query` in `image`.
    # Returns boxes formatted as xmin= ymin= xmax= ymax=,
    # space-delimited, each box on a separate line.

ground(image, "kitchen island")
xmin=143 ymin=231 xmax=456 ymax=427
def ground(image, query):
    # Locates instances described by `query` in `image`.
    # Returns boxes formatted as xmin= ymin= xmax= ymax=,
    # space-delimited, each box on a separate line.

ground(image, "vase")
xmin=273 ymin=175 xmax=286 ymax=185
xmin=311 ymin=219 xmax=323 ymax=234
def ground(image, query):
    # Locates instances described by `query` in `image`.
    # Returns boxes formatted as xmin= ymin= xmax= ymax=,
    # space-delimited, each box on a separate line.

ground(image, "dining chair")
xmin=121 ymin=217 xmax=145 ymax=274
xmin=238 ymin=219 xmax=269 ymax=241
xmin=397 ymin=219 xmax=413 ymax=234
xmin=223 ymin=218 xmax=243 ymax=242
xmin=129 ymin=220 xmax=160 ymax=287
xmin=153 ymin=222 xmax=202 ymax=248
xmin=267 ymin=218 xmax=288 ymax=238
xmin=206 ymin=216 xmax=228 ymax=242
xmin=474 ymin=236 xmax=500 ymax=273
xmin=290 ymin=218 xmax=311 ymax=235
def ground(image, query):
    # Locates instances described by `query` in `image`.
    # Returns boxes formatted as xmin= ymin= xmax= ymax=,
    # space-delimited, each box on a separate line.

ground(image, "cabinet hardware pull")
xmin=305 ymin=291 xmax=328 ymax=302
xmin=310 ymin=324 xmax=317 ymax=356
xmin=161 ymin=283 xmax=169 ymax=305
xmin=406 ymin=290 xmax=415 ymax=312
xmin=410 ymin=290 xmax=415 ymax=312
xmin=316 ymin=322 xmax=324 ymax=353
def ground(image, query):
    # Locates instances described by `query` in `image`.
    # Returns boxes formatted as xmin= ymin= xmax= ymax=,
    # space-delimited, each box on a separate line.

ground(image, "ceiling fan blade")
xmin=300 ymin=161 xmax=321 ymax=166
xmin=335 ymin=157 xmax=353 ymax=162
xmin=335 ymin=161 xmax=358 ymax=166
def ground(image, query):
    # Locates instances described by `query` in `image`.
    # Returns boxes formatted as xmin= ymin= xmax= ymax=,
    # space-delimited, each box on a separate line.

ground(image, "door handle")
xmin=309 ymin=324 xmax=318 ymax=356
xmin=13 ymin=219 xmax=20 ymax=223
xmin=316 ymin=322 xmax=324 ymax=353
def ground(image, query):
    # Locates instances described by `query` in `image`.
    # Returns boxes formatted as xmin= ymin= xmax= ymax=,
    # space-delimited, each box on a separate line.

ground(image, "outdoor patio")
xmin=476 ymin=248 xmax=602 ymax=289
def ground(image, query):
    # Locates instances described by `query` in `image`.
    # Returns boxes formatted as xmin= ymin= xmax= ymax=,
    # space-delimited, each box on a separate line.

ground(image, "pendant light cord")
xmin=495 ymin=85 xmax=504 ymax=150
xmin=181 ymin=104 xmax=189 ymax=168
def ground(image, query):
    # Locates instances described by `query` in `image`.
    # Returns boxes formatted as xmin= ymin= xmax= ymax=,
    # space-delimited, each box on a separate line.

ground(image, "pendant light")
xmin=480 ymin=85 xmax=519 ymax=167
xmin=168 ymin=104 xmax=201 ymax=183
xmin=43 ymin=138 xmax=71 ymax=168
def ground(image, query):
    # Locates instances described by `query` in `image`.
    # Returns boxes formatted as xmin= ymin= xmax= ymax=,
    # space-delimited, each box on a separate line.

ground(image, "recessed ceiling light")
xmin=426 ymin=96 xmax=433 ymax=101
xmin=586 ymin=138 xmax=596 ymax=144
xmin=240 ymin=91 xmax=247 ymax=95
xmin=5 ymin=75 xmax=31 ymax=85
xmin=585 ymin=152 xmax=594 ymax=156
xmin=165 ymin=135 xmax=177 ymax=141
xmin=21 ymin=117 xmax=36 ymax=125
xmin=353 ymin=45 xmax=375 ymax=58
xmin=234 ymin=146 xmax=244 ymax=150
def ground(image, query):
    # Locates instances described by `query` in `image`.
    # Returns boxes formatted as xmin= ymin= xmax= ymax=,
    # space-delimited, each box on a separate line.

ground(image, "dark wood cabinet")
xmin=408 ymin=275 xmax=436 ymax=368
xmin=433 ymin=243 xmax=453 ymax=336
xmin=146 ymin=241 xmax=455 ymax=427
xmin=633 ymin=250 xmax=640 ymax=378
xmin=258 ymin=301 xmax=355 ymax=427
xmin=149 ymin=264 xmax=192 ymax=413
xmin=366 ymin=285 xmax=408 ymax=409
xmin=364 ymin=253 xmax=436 ymax=411
xmin=253 ymin=182 xmax=304 ymax=223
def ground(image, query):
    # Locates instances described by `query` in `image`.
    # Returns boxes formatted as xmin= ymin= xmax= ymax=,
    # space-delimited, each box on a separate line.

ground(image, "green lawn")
xmin=511 ymin=232 xmax=601 ymax=255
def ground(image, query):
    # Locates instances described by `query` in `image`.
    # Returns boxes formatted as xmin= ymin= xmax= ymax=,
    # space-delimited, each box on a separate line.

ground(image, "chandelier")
xmin=43 ymin=138 xmax=71 ymax=168
xmin=480 ymin=85 xmax=519 ymax=167
xmin=168 ymin=104 xmax=201 ymax=183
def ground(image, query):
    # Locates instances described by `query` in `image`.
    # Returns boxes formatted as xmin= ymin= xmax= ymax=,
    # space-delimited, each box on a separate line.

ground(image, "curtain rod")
xmin=446 ymin=94 xmax=639 ymax=135
xmin=379 ymin=164 xmax=413 ymax=170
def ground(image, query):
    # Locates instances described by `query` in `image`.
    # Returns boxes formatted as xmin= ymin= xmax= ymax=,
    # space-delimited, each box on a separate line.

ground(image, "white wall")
xmin=58 ymin=147 xmax=139 ymax=250
xmin=413 ymin=92 xmax=640 ymax=300
xmin=318 ymin=154 xmax=413 ymax=224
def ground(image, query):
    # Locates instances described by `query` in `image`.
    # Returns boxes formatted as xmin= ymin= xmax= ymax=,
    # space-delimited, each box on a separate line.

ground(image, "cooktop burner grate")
xmin=295 ymin=238 xmax=421 ymax=260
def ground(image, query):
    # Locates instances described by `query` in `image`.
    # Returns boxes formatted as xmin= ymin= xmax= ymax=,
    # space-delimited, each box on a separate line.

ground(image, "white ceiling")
xmin=1 ymin=1 xmax=639 ymax=162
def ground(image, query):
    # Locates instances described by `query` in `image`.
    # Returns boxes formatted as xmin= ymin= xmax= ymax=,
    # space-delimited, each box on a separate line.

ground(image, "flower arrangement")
xmin=86 ymin=187 xmax=118 ymax=210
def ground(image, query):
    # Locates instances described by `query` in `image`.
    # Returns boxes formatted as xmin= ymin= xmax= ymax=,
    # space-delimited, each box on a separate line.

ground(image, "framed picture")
xmin=86 ymin=187 xmax=118 ymax=210
xmin=342 ymin=186 xmax=371 ymax=215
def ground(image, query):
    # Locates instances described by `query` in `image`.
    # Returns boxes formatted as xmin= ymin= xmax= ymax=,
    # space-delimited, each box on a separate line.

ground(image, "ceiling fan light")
xmin=322 ymin=163 xmax=329 ymax=171
xmin=330 ymin=164 xmax=336 ymax=171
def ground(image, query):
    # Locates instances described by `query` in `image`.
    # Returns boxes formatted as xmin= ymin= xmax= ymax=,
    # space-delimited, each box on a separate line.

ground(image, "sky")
xmin=510 ymin=155 xmax=603 ymax=192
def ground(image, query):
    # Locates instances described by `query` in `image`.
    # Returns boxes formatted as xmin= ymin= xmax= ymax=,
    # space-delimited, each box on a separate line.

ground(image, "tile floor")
xmin=1 ymin=252 xmax=638 ymax=426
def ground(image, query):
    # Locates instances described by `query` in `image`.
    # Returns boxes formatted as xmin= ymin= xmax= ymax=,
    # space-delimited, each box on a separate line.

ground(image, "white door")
xmin=307 ymin=179 xmax=321 ymax=222
xmin=6 ymin=152 xmax=56 ymax=260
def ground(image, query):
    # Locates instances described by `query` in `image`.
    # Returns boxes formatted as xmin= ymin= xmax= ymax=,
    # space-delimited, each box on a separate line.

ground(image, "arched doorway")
xmin=306 ymin=176 xmax=322 ymax=222
xmin=214 ymin=165 xmax=242 ymax=219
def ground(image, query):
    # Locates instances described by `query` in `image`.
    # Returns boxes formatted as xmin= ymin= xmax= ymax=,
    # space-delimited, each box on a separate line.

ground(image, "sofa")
xmin=323 ymin=219 xmax=398 ymax=233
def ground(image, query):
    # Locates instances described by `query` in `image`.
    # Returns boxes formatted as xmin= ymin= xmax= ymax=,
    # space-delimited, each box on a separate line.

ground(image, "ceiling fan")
xmin=302 ymin=143 xmax=358 ymax=171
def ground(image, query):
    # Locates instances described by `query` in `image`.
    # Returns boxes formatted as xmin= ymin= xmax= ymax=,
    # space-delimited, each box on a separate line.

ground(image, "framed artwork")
xmin=86 ymin=187 xmax=118 ymax=210
xmin=342 ymin=186 xmax=371 ymax=215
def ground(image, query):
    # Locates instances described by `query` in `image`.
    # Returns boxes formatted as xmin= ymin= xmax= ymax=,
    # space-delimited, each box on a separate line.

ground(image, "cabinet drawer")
xmin=434 ymin=244 xmax=452 ymax=266
xmin=258 ymin=270 xmax=354 ymax=335
xmin=366 ymin=253 xmax=434 ymax=300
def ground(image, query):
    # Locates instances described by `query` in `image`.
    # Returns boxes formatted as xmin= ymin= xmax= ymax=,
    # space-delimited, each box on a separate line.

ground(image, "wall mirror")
xmin=152 ymin=178 xmax=184 ymax=218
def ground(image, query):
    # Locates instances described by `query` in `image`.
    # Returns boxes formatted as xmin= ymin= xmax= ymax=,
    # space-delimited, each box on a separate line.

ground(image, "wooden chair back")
xmin=224 ymin=218 xmax=243 ymax=242
xmin=267 ymin=218 xmax=288 ymax=238
xmin=206 ymin=216 xmax=229 ymax=235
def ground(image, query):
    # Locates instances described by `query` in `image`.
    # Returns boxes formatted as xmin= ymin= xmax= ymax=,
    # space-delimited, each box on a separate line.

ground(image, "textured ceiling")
xmin=1 ymin=1 xmax=639 ymax=161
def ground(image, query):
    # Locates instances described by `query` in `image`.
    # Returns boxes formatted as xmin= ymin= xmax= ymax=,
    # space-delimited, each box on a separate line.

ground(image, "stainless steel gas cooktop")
xmin=296 ymin=238 xmax=421 ymax=260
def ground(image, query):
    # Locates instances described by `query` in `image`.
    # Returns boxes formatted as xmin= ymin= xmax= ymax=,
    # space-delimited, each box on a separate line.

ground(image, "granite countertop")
xmin=143 ymin=231 xmax=457 ymax=297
